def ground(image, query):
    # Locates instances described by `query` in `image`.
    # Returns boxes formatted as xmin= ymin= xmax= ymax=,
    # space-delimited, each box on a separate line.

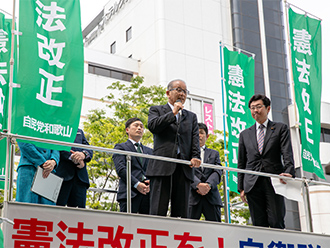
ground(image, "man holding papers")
xmin=16 ymin=142 xmax=59 ymax=205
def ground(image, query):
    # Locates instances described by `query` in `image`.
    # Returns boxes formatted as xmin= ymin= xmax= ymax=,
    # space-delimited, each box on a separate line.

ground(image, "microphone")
xmin=176 ymin=99 xmax=182 ymax=116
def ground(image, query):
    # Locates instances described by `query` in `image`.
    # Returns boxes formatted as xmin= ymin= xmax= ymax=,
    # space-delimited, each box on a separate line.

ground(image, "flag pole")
xmin=283 ymin=0 xmax=313 ymax=232
xmin=4 ymin=0 xmax=17 ymax=202
xmin=219 ymin=41 xmax=231 ymax=223
xmin=283 ymin=0 xmax=304 ymax=178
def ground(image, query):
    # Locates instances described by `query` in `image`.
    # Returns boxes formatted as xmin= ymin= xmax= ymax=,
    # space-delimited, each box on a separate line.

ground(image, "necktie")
xmin=134 ymin=143 xmax=143 ymax=163
xmin=176 ymin=113 xmax=179 ymax=122
xmin=200 ymin=147 xmax=205 ymax=163
xmin=257 ymin=124 xmax=265 ymax=154
xmin=200 ymin=147 xmax=205 ymax=172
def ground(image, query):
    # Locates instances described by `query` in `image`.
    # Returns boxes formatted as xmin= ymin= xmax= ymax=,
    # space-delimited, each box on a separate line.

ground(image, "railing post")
xmin=9 ymin=138 xmax=15 ymax=201
xmin=126 ymin=155 xmax=132 ymax=213
xmin=223 ymin=172 xmax=230 ymax=223
xmin=4 ymin=134 xmax=10 ymax=202
xmin=302 ymin=179 xmax=313 ymax=232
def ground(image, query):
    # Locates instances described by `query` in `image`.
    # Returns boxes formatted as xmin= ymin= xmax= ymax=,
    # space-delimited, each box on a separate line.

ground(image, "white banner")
xmin=3 ymin=202 xmax=328 ymax=247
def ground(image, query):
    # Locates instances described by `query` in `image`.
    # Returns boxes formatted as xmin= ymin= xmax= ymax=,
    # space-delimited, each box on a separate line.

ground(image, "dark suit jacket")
xmin=113 ymin=140 xmax=153 ymax=201
xmin=237 ymin=120 xmax=295 ymax=193
xmin=146 ymin=103 xmax=200 ymax=181
xmin=55 ymin=129 xmax=93 ymax=187
xmin=190 ymin=147 xmax=223 ymax=206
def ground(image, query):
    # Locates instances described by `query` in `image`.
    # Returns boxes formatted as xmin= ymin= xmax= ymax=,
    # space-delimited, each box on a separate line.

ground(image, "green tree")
xmin=83 ymin=76 xmax=167 ymax=210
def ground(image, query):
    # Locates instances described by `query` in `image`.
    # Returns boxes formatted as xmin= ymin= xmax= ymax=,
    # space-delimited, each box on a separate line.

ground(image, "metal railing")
xmin=2 ymin=131 xmax=330 ymax=232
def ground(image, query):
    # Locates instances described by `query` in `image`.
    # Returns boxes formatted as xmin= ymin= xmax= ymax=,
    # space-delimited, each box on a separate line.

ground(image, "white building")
xmin=83 ymin=0 xmax=233 ymax=130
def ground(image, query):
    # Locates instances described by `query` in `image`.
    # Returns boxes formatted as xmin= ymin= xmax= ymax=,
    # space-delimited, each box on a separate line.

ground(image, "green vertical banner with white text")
xmin=0 ymin=13 xmax=15 ymax=189
xmin=289 ymin=8 xmax=324 ymax=179
xmin=223 ymin=47 xmax=255 ymax=193
xmin=13 ymin=0 xmax=84 ymax=150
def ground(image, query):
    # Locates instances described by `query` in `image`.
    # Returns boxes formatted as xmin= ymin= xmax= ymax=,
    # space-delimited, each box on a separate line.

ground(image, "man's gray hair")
xmin=167 ymin=79 xmax=186 ymax=90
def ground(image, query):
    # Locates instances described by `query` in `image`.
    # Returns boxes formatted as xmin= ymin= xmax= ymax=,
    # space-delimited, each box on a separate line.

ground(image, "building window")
xmin=88 ymin=63 xmax=133 ymax=82
xmin=321 ymin=128 xmax=330 ymax=143
xmin=110 ymin=41 xmax=116 ymax=54
xmin=126 ymin=27 xmax=132 ymax=42
xmin=185 ymin=95 xmax=214 ymax=131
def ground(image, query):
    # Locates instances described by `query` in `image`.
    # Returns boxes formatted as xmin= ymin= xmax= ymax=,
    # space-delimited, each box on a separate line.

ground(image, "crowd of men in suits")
xmin=16 ymin=78 xmax=295 ymax=229
xmin=113 ymin=79 xmax=295 ymax=229
xmin=113 ymin=79 xmax=223 ymax=221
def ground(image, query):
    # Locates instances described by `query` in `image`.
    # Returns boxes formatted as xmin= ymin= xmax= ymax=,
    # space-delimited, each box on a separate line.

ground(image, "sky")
xmin=1 ymin=0 xmax=329 ymax=102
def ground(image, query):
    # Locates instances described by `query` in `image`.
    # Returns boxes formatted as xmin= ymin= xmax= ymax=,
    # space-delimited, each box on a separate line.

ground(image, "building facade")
xmin=82 ymin=0 xmax=330 ymax=232
xmin=231 ymin=0 xmax=291 ymax=125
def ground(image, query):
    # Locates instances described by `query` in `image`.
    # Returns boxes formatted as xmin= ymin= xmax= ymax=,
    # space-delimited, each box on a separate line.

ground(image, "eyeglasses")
xmin=249 ymin=105 xmax=265 ymax=111
xmin=169 ymin=87 xmax=189 ymax=95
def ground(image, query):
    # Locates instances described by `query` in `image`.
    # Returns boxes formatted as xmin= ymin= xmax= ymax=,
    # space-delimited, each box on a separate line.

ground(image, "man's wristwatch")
xmin=82 ymin=150 xmax=89 ymax=159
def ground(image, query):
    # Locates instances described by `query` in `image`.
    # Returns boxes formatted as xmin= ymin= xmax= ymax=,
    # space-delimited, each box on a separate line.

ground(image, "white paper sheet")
xmin=31 ymin=166 xmax=63 ymax=203
xmin=271 ymin=177 xmax=303 ymax=202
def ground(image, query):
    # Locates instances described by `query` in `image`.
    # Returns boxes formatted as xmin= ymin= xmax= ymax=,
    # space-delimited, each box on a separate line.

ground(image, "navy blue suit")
xmin=189 ymin=147 xmax=223 ymax=222
xmin=55 ymin=129 xmax=93 ymax=208
xmin=113 ymin=140 xmax=153 ymax=214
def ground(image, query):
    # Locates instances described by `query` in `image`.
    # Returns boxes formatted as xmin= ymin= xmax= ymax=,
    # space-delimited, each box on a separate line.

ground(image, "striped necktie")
xmin=257 ymin=124 xmax=265 ymax=154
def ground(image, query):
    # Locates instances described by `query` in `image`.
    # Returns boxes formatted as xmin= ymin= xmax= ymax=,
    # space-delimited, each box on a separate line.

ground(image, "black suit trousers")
xmin=189 ymin=197 xmax=221 ymax=222
xmin=246 ymin=176 xmax=286 ymax=229
xmin=56 ymin=176 xmax=88 ymax=208
xmin=119 ymin=193 xmax=150 ymax=214
xmin=149 ymin=164 xmax=191 ymax=218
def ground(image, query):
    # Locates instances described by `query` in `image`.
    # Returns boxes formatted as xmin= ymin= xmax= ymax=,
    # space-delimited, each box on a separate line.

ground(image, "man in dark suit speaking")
xmin=237 ymin=94 xmax=295 ymax=229
xmin=147 ymin=79 xmax=201 ymax=218
xmin=189 ymin=123 xmax=223 ymax=222
xmin=113 ymin=118 xmax=153 ymax=214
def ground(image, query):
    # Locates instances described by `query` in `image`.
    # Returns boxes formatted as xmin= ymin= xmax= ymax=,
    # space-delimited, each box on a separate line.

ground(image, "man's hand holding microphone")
xmin=173 ymin=99 xmax=183 ymax=116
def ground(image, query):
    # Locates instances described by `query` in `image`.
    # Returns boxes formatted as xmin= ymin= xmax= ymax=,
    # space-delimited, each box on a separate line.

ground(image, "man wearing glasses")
xmin=237 ymin=94 xmax=295 ymax=229
xmin=147 ymin=79 xmax=201 ymax=218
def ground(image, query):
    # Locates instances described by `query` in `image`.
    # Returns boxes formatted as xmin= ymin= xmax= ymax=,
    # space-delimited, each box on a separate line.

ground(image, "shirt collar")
xmin=168 ymin=102 xmax=174 ymax=110
xmin=129 ymin=139 xmax=141 ymax=146
xmin=200 ymin=145 xmax=206 ymax=150
xmin=256 ymin=119 xmax=269 ymax=130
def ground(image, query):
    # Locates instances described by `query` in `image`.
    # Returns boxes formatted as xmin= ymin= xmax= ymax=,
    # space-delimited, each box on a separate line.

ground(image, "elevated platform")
xmin=3 ymin=201 xmax=328 ymax=247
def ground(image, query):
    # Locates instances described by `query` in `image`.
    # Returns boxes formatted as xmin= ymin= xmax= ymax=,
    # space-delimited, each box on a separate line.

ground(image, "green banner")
xmin=223 ymin=47 xmax=255 ymax=193
xmin=0 ymin=13 xmax=15 ymax=189
xmin=289 ymin=8 xmax=324 ymax=179
xmin=13 ymin=0 xmax=84 ymax=150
